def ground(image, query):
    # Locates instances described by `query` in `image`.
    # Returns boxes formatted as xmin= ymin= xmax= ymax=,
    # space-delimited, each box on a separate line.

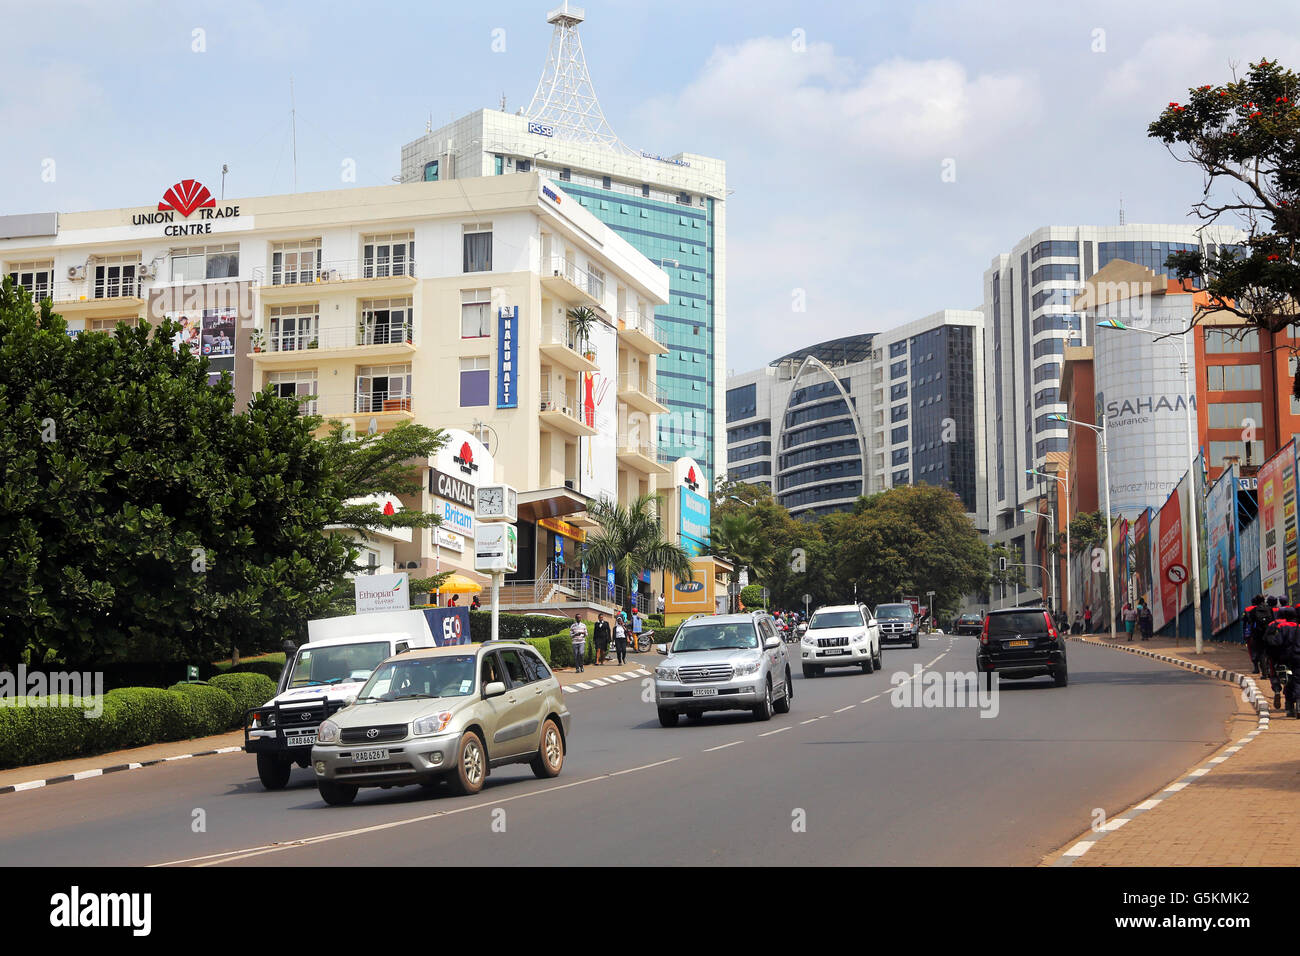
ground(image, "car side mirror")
xmin=763 ymin=636 xmax=781 ymax=650
xmin=343 ymin=696 xmax=357 ymax=708
xmin=655 ymin=643 xmax=668 ymax=655
xmin=483 ymin=681 xmax=507 ymax=698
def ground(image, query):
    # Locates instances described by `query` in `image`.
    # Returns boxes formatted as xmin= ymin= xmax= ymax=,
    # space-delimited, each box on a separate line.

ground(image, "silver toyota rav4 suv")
xmin=311 ymin=642 xmax=571 ymax=805
xmin=653 ymin=612 xmax=793 ymax=726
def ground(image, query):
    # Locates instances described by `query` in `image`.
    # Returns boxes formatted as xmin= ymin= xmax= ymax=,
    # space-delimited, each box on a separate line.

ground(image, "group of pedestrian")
xmin=1116 ymin=600 xmax=1154 ymax=641
xmin=1242 ymin=594 xmax=1300 ymax=717
xmin=570 ymin=608 xmax=642 ymax=672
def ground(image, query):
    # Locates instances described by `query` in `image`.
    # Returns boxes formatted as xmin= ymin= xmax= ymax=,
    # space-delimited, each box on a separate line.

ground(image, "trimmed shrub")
xmin=208 ymin=672 xmax=278 ymax=725
xmin=223 ymin=659 xmax=285 ymax=682
xmin=0 ymin=702 xmax=94 ymax=770
xmin=740 ymin=584 xmax=766 ymax=608
xmin=469 ymin=611 xmax=575 ymax=644
xmin=522 ymin=637 xmax=553 ymax=665
xmin=167 ymin=682 xmax=238 ymax=736
xmin=548 ymin=632 xmax=596 ymax=669
xmin=87 ymin=688 xmax=194 ymax=752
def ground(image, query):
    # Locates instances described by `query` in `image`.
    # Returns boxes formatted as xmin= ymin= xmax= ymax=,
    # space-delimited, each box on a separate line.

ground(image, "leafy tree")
xmin=1067 ymin=511 xmax=1107 ymax=556
xmin=1149 ymin=57 xmax=1300 ymax=386
xmin=709 ymin=510 xmax=764 ymax=573
xmin=583 ymin=493 xmax=694 ymax=610
xmin=0 ymin=280 xmax=354 ymax=668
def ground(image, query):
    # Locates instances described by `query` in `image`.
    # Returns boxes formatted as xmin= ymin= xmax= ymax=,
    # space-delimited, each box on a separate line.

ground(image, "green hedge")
xmin=0 ymin=701 xmax=95 ymax=770
xmin=468 ymin=610 xmax=576 ymax=644
xmin=522 ymin=637 xmax=553 ymax=665
xmin=167 ymin=682 xmax=238 ymax=737
xmin=547 ymin=632 xmax=597 ymax=669
xmin=222 ymin=659 xmax=285 ymax=682
xmin=208 ymin=673 xmax=279 ymax=722
xmin=88 ymin=688 xmax=195 ymax=753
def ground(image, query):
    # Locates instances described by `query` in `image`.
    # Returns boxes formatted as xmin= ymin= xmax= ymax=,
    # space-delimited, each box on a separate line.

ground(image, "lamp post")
xmin=1028 ymin=467 xmax=1070 ymax=614
xmin=1048 ymin=413 xmax=1116 ymax=639
xmin=1022 ymin=509 xmax=1057 ymax=613
xmin=1096 ymin=319 xmax=1202 ymax=654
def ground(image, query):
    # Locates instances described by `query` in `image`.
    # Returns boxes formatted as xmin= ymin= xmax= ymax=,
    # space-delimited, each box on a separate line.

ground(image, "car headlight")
xmin=316 ymin=719 xmax=341 ymax=745
xmin=733 ymin=660 xmax=760 ymax=676
xmin=852 ymin=630 xmax=868 ymax=643
xmin=413 ymin=711 xmax=454 ymax=736
xmin=655 ymin=666 xmax=679 ymax=681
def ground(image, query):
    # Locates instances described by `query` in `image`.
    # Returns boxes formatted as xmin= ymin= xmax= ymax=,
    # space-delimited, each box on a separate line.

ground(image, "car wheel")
xmin=447 ymin=730 xmax=487 ymax=796
xmin=801 ymin=664 xmax=813 ymax=679
xmin=753 ymin=679 xmax=774 ymax=722
xmin=873 ymin=643 xmax=883 ymax=669
xmin=317 ymin=780 xmax=358 ymax=806
xmin=1053 ymin=664 xmax=1069 ymax=687
xmin=256 ymin=753 xmax=292 ymax=791
xmin=530 ymin=718 xmax=565 ymax=779
xmin=774 ymin=669 xmax=793 ymax=713
xmin=911 ymin=635 xmax=920 ymax=649
xmin=658 ymin=707 xmax=679 ymax=727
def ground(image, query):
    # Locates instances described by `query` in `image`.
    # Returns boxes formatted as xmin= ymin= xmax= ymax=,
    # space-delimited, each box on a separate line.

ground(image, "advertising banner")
xmin=1259 ymin=445 xmax=1286 ymax=599
xmin=1284 ymin=442 xmax=1299 ymax=604
xmin=1134 ymin=509 xmax=1152 ymax=614
xmin=581 ymin=321 xmax=618 ymax=503
xmin=201 ymin=308 xmax=236 ymax=357
xmin=1207 ymin=464 xmax=1241 ymax=636
xmin=1157 ymin=490 xmax=1183 ymax=626
xmin=420 ymin=606 xmax=472 ymax=646
xmin=679 ymin=486 xmax=711 ymax=555
xmin=355 ymin=573 xmax=410 ymax=615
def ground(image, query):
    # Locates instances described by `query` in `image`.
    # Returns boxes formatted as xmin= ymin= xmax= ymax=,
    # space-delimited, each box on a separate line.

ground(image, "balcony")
xmin=540 ymin=256 xmax=601 ymax=309
xmin=616 ymin=432 xmax=669 ymax=476
xmin=617 ymin=310 xmax=669 ymax=355
xmin=313 ymin=392 xmax=415 ymax=427
xmin=618 ymin=375 xmax=670 ymax=416
xmin=539 ymin=316 xmax=598 ymax=373
xmin=252 ymin=257 xmax=417 ymax=300
xmin=49 ymin=278 xmax=145 ymax=319
xmin=250 ymin=321 xmax=415 ymax=365
xmin=539 ymin=387 xmax=596 ymax=438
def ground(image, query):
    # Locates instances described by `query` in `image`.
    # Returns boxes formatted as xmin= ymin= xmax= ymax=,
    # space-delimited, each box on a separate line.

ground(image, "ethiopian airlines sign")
xmin=132 ymin=179 xmax=241 ymax=236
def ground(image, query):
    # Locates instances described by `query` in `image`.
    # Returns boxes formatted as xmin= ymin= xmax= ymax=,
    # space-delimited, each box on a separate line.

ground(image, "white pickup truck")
xmin=244 ymin=608 xmax=470 ymax=790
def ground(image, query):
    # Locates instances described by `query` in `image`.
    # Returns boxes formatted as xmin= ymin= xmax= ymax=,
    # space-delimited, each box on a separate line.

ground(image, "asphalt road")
xmin=0 ymin=635 xmax=1233 ymax=866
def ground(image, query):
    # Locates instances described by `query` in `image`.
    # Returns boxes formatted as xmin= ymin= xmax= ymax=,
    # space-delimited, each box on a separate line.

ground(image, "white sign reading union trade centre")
xmin=130 ymin=180 xmax=243 ymax=237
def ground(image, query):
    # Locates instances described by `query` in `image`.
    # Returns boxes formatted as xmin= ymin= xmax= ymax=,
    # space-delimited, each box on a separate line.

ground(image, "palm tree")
xmin=567 ymin=306 xmax=599 ymax=359
xmin=584 ymin=494 xmax=694 ymax=610
xmin=709 ymin=510 xmax=763 ymax=572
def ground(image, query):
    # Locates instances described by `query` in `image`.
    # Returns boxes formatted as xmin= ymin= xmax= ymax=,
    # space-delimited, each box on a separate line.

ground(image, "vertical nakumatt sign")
xmin=497 ymin=306 xmax=518 ymax=409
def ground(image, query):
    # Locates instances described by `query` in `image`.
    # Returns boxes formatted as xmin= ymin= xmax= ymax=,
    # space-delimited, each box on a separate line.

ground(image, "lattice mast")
xmin=525 ymin=2 xmax=636 ymax=155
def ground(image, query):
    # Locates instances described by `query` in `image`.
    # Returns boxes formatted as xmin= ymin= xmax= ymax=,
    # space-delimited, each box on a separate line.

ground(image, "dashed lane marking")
xmin=703 ymin=741 xmax=744 ymax=753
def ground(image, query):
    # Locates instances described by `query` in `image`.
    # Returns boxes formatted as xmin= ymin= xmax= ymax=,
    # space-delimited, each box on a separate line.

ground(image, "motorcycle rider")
xmin=1260 ymin=600 xmax=1293 ymax=713
xmin=1243 ymin=594 xmax=1268 ymax=675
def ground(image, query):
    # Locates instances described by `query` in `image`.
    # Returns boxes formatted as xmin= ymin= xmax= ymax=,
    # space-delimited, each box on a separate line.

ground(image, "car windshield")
xmin=809 ymin=610 xmax=864 ymax=629
xmin=875 ymin=605 xmax=913 ymax=620
xmin=358 ymin=655 xmax=478 ymax=702
xmin=961 ymin=615 xmax=981 ymax=622
xmin=672 ymin=622 xmax=759 ymax=652
xmin=987 ymin=612 xmax=1048 ymax=636
xmin=287 ymin=641 xmax=391 ymax=688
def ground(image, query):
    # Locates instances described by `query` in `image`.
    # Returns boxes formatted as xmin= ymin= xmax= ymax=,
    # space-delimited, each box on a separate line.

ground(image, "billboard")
xmin=679 ymin=487 xmax=710 ymax=555
xmin=1134 ymin=508 xmax=1153 ymax=615
xmin=580 ymin=320 xmax=618 ymax=504
xmin=355 ymin=572 xmax=410 ymax=615
xmin=1258 ymin=442 xmax=1292 ymax=600
xmin=1157 ymin=490 xmax=1183 ymax=627
xmin=1206 ymin=464 xmax=1241 ymax=636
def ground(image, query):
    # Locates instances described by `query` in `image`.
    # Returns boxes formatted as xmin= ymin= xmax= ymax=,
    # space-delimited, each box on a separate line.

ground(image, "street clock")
xmin=475 ymin=483 xmax=517 ymax=523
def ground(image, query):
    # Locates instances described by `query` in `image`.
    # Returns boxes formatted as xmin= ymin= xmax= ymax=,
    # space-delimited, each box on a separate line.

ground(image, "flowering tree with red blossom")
xmin=1150 ymin=58 xmax=1300 ymax=386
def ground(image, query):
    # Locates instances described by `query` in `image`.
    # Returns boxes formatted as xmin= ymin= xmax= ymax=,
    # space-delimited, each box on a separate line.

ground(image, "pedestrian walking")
xmin=569 ymin=614 xmax=588 ymax=673
xmin=1122 ymin=602 xmax=1137 ymax=641
xmin=656 ymin=592 xmax=665 ymax=616
xmin=593 ymin=614 xmax=612 ymax=665
xmin=1083 ymin=606 xmax=1093 ymax=633
xmin=1137 ymin=599 xmax=1153 ymax=641
xmin=631 ymin=608 xmax=643 ymax=652
xmin=1071 ymin=611 xmax=1083 ymax=635
xmin=613 ymin=616 xmax=629 ymax=665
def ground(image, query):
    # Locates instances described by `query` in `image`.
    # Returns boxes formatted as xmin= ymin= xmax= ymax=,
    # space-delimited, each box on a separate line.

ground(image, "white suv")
xmin=800 ymin=604 xmax=882 ymax=678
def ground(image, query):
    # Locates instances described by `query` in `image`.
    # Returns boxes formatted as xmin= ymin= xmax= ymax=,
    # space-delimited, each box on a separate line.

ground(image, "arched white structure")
xmin=776 ymin=355 xmax=870 ymax=514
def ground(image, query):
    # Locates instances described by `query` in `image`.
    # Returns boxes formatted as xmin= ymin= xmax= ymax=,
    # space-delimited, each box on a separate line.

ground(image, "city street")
xmin=0 ymin=636 xmax=1232 ymax=867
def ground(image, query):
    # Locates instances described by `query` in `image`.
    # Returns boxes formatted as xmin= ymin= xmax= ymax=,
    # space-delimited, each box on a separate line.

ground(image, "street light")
xmin=1048 ymin=412 xmax=1116 ymax=640
xmin=1027 ymin=466 xmax=1070 ymax=614
xmin=1096 ymin=318 xmax=1203 ymax=654
xmin=1022 ymin=509 xmax=1057 ymax=614
xmin=727 ymin=495 xmax=754 ymax=508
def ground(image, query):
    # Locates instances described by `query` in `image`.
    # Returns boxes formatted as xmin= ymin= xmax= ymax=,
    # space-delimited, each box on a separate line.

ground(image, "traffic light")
xmin=998 ymin=556 xmax=1007 ymax=572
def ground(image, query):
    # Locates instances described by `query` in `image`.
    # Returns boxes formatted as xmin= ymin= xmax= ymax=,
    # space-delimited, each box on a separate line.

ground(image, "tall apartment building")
xmin=725 ymin=310 xmax=986 ymax=524
xmin=0 ymin=172 xmax=670 ymax=606
xmin=982 ymin=223 xmax=1244 ymax=586
xmin=398 ymin=4 xmax=726 ymax=485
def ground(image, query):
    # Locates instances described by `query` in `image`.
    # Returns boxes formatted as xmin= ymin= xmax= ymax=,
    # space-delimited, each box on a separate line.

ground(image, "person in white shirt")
xmin=569 ymin=614 xmax=588 ymax=673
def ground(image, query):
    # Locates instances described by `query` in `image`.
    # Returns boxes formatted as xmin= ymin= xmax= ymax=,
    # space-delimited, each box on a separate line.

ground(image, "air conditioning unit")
xmin=67 ymin=265 xmax=85 ymax=281
xmin=137 ymin=263 xmax=154 ymax=279
xmin=562 ymin=406 xmax=574 ymax=418
xmin=564 ymin=479 xmax=575 ymax=490
xmin=541 ymin=400 xmax=555 ymax=411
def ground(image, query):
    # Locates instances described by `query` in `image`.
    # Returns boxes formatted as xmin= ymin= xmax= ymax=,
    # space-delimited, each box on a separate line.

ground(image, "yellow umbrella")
xmin=435 ymin=573 xmax=483 ymax=595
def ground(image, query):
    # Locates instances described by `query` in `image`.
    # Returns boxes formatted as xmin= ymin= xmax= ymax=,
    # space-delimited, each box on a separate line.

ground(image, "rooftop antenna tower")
xmin=525 ymin=2 xmax=636 ymax=154
xmin=1118 ymin=196 xmax=1125 ymax=226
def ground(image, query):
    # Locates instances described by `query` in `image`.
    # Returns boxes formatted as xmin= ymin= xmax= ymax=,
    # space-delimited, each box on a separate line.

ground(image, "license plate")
xmin=352 ymin=748 xmax=389 ymax=762
xmin=1007 ymin=640 xmax=1030 ymax=647
xmin=822 ymin=648 xmax=847 ymax=655
xmin=691 ymin=688 xmax=718 ymax=697
xmin=286 ymin=734 xmax=317 ymax=747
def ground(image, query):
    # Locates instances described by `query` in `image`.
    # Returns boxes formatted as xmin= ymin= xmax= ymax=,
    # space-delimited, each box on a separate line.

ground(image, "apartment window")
xmin=357 ymin=364 xmax=412 ymax=413
xmin=1032 ymin=338 xmax=1066 ymax=359
xmin=889 ymin=341 xmax=907 ymax=358
xmin=463 ymin=224 xmax=493 ymax=273
xmin=267 ymin=370 xmax=319 ymax=415
xmin=1034 ymin=387 xmax=1060 ymax=408
xmin=1206 ymin=364 xmax=1261 ymax=391
xmin=1204 ymin=328 xmax=1260 ymax=353
xmin=460 ymin=288 xmax=492 ymax=338
xmin=587 ymin=264 xmax=605 ymax=300
xmin=459 ymin=356 xmax=490 ymax=407
xmin=891 ymin=425 xmax=908 ymax=445
xmin=423 ymin=160 xmax=439 ymax=182
xmin=1031 ymin=240 xmax=1079 ymax=261
xmin=1033 ymin=363 xmax=1061 ymax=384
xmin=560 ymin=168 xmax=571 ymax=181
xmin=891 ymin=382 xmax=908 ymax=401
xmin=517 ymin=160 xmax=531 ymax=173
xmin=892 ymin=448 xmax=910 ymax=466
xmin=7 ymin=260 xmax=54 ymax=300
xmin=891 ymin=404 xmax=908 ymax=422
xmin=88 ymin=317 xmax=139 ymax=332
xmin=360 ymin=298 xmax=412 ymax=346
xmin=727 ymin=383 xmax=757 ymax=422
xmin=1208 ymin=402 xmax=1263 ymax=429
xmin=1032 ymin=288 xmax=1079 ymax=309
xmin=93 ymin=255 xmax=140 ymax=299
xmin=890 ymin=360 xmax=907 ymax=379
xmin=1210 ymin=440 xmax=1263 ymax=466
xmin=1030 ymin=263 xmax=1080 ymax=284
xmin=171 ymin=244 xmax=239 ymax=282
xmin=892 ymin=469 xmax=909 ymax=486
xmin=1033 ymin=314 xmax=1078 ymax=335
xmin=271 ymin=240 xmax=321 ymax=286
xmin=363 ymin=233 xmax=415 ymax=278
xmin=267 ymin=304 xmax=319 ymax=352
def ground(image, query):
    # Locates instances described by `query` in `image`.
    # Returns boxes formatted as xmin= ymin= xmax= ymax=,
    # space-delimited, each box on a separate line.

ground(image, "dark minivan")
xmin=977 ymin=606 xmax=1067 ymax=689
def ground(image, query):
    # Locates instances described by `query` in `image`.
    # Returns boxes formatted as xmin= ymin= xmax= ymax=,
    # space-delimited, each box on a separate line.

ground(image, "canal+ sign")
xmin=133 ymin=179 xmax=241 ymax=236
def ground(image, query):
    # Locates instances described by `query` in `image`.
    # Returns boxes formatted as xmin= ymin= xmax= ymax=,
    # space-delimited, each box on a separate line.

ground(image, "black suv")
xmin=875 ymin=604 xmax=920 ymax=647
xmin=977 ymin=606 xmax=1067 ymax=688
xmin=953 ymin=613 xmax=984 ymax=636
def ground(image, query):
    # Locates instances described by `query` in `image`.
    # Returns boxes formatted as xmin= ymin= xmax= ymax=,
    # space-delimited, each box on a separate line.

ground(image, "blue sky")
xmin=2 ymin=0 xmax=1295 ymax=369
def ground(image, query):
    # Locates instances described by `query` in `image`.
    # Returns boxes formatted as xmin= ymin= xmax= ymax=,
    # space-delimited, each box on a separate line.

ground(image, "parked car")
xmin=953 ymin=613 xmax=984 ymax=636
xmin=653 ymin=612 xmax=792 ymax=726
xmin=875 ymin=603 xmax=921 ymax=647
xmin=800 ymin=604 xmax=882 ymax=678
xmin=310 ymin=642 xmax=571 ymax=805
xmin=976 ymin=606 xmax=1067 ymax=689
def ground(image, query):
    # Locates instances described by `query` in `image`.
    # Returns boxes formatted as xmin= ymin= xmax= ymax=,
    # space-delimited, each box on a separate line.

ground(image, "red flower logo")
xmin=158 ymin=179 xmax=215 ymax=218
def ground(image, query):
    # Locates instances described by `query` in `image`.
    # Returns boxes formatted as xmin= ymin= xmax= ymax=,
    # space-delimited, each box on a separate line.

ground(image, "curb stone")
xmin=1048 ymin=636 xmax=1270 ymax=866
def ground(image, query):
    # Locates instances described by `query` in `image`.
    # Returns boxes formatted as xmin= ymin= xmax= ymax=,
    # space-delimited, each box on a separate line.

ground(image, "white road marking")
xmin=215 ymin=747 xmax=242 ymax=754
xmin=834 ymin=705 xmax=855 ymax=713
xmin=13 ymin=781 xmax=45 ymax=792
xmin=587 ymin=678 xmax=609 ymax=686
xmin=1063 ymin=840 xmax=1095 ymax=857
xmin=1100 ymin=818 xmax=1129 ymax=832
xmin=72 ymin=769 xmax=103 ymax=780
xmin=1164 ymin=781 xmax=1189 ymax=793
xmin=800 ymin=718 xmax=818 ymax=725
xmin=609 ymin=674 xmax=628 ymax=682
xmin=1134 ymin=799 xmax=1162 ymax=811
xmin=152 ymin=757 xmax=683 ymax=867
xmin=573 ymin=682 xmax=592 ymax=690
xmin=861 ymin=694 xmax=881 ymax=703
xmin=1187 ymin=767 xmax=1210 ymax=777
xmin=758 ymin=727 xmax=790 ymax=737
xmin=163 ymin=754 xmax=193 ymax=761
xmin=703 ymin=741 xmax=743 ymax=753
xmin=561 ymin=685 xmax=577 ymax=694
